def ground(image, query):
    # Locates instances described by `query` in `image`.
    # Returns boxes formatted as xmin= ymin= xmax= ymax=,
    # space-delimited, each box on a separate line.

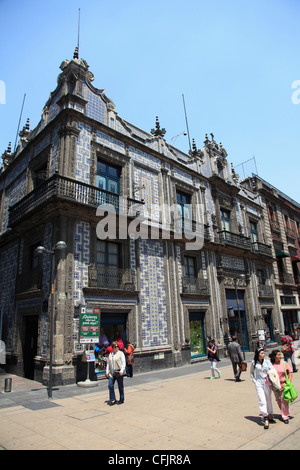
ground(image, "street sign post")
xmin=77 ymin=307 xmax=100 ymax=388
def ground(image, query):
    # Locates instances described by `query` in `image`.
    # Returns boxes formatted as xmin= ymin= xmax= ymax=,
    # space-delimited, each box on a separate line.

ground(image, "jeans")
xmin=210 ymin=360 xmax=221 ymax=378
xmin=283 ymin=351 xmax=297 ymax=372
xmin=108 ymin=374 xmax=124 ymax=402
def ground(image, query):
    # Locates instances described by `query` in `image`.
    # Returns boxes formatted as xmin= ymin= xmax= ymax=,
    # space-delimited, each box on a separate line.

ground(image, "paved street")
xmin=0 ymin=349 xmax=299 ymax=451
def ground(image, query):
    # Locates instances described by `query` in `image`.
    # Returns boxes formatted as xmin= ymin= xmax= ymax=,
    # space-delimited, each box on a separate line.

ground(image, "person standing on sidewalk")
xmin=281 ymin=330 xmax=298 ymax=373
xmin=106 ymin=341 xmax=126 ymax=405
xmin=269 ymin=349 xmax=293 ymax=424
xmin=250 ymin=348 xmax=274 ymax=429
xmin=227 ymin=336 xmax=244 ymax=382
xmin=207 ymin=340 xmax=221 ymax=380
xmin=125 ymin=340 xmax=135 ymax=378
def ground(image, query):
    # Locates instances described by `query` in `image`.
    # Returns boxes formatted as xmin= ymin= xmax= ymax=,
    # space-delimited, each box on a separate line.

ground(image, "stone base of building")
xmin=42 ymin=364 xmax=76 ymax=386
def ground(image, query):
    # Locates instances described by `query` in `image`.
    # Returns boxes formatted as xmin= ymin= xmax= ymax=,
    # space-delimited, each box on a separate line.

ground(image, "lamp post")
xmin=170 ymin=131 xmax=187 ymax=144
xmin=233 ymin=275 xmax=246 ymax=360
xmin=36 ymin=241 xmax=67 ymax=399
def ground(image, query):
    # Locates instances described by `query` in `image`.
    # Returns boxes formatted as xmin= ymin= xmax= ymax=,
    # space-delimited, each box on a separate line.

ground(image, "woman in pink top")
xmin=269 ymin=349 xmax=293 ymax=424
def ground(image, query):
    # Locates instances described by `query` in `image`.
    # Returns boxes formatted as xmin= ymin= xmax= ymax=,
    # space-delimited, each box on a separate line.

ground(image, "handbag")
xmin=282 ymin=361 xmax=298 ymax=404
xmin=239 ymin=362 xmax=247 ymax=372
xmin=113 ymin=370 xmax=121 ymax=379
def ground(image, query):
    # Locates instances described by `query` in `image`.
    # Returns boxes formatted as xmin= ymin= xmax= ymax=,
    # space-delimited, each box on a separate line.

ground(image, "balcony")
xmin=9 ymin=173 xmax=143 ymax=226
xmin=278 ymin=273 xmax=295 ymax=285
xmin=270 ymin=219 xmax=281 ymax=234
xmin=87 ymin=265 xmax=136 ymax=291
xmin=251 ymin=241 xmax=273 ymax=257
xmin=218 ymin=230 xmax=251 ymax=250
xmin=285 ymin=227 xmax=296 ymax=239
xmin=15 ymin=268 xmax=43 ymax=294
xmin=174 ymin=218 xmax=210 ymax=241
xmin=258 ymin=284 xmax=274 ymax=298
xmin=182 ymin=276 xmax=209 ymax=295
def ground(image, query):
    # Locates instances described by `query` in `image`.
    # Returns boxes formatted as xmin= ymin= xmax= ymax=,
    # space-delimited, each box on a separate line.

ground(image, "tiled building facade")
xmin=0 ymin=52 xmax=297 ymax=385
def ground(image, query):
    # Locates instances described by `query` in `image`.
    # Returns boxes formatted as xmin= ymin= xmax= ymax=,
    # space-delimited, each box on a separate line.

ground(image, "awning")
xmin=275 ymin=249 xmax=290 ymax=258
xmin=291 ymin=255 xmax=300 ymax=262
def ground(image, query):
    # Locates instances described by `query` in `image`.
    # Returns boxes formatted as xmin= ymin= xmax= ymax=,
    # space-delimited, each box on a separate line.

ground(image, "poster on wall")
xmin=79 ymin=307 xmax=100 ymax=343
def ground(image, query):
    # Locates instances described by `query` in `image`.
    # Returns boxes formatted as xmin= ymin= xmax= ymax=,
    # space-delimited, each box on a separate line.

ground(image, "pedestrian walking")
xmin=227 ymin=336 xmax=244 ymax=382
xmin=269 ymin=349 xmax=293 ymax=424
xmin=250 ymin=348 xmax=274 ymax=429
xmin=207 ymin=340 xmax=221 ymax=379
xmin=281 ymin=330 xmax=298 ymax=373
xmin=105 ymin=341 xmax=126 ymax=405
xmin=125 ymin=340 xmax=135 ymax=378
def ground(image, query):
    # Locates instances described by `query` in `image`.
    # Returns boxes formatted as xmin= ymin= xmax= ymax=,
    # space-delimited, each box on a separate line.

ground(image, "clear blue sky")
xmin=0 ymin=0 xmax=299 ymax=203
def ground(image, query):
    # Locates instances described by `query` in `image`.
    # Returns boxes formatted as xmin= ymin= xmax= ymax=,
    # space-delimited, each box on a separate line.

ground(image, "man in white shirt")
xmin=106 ymin=341 xmax=126 ymax=405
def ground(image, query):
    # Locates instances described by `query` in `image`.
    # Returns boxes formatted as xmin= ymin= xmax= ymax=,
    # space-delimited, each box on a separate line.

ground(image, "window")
xmin=280 ymin=296 xmax=296 ymax=305
xmin=97 ymin=160 xmax=120 ymax=195
xmin=96 ymin=241 xmax=121 ymax=289
xmin=34 ymin=164 xmax=47 ymax=188
xmin=184 ymin=256 xmax=196 ymax=278
xmin=221 ymin=209 xmax=231 ymax=232
xmin=250 ymin=221 xmax=259 ymax=247
xmin=96 ymin=241 xmax=120 ymax=268
xmin=268 ymin=205 xmax=276 ymax=222
xmin=284 ymin=215 xmax=291 ymax=231
xmin=30 ymin=243 xmax=41 ymax=270
xmin=176 ymin=191 xmax=192 ymax=232
xmin=257 ymin=269 xmax=265 ymax=285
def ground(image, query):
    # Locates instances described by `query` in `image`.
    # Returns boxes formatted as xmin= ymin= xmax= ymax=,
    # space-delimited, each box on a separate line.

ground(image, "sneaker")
xmin=218 ymin=372 xmax=221 ymax=378
xmin=210 ymin=377 xmax=215 ymax=380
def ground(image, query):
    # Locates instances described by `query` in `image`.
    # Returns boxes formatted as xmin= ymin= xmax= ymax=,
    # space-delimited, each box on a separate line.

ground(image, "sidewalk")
xmin=0 ymin=350 xmax=299 ymax=451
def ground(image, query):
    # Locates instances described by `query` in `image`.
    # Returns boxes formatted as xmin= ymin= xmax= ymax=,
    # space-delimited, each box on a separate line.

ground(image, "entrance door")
xmin=264 ymin=309 xmax=274 ymax=343
xmin=189 ymin=313 xmax=205 ymax=359
xmin=95 ymin=313 xmax=127 ymax=377
xmin=228 ymin=312 xmax=249 ymax=351
xmin=226 ymin=289 xmax=249 ymax=351
xmin=23 ymin=315 xmax=38 ymax=379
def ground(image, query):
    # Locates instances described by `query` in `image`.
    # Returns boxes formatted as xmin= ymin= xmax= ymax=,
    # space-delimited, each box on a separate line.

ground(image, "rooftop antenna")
xmin=13 ymin=93 xmax=26 ymax=153
xmin=77 ymin=8 xmax=81 ymax=56
xmin=235 ymin=155 xmax=258 ymax=178
xmin=182 ymin=94 xmax=192 ymax=154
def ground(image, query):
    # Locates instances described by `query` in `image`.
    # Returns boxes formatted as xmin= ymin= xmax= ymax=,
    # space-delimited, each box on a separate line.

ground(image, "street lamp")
xmin=233 ymin=275 xmax=246 ymax=360
xmin=171 ymin=131 xmax=187 ymax=144
xmin=36 ymin=241 xmax=67 ymax=399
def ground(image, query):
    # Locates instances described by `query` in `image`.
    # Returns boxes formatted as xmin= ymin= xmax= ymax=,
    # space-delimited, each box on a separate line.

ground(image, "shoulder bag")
xmin=282 ymin=361 xmax=298 ymax=404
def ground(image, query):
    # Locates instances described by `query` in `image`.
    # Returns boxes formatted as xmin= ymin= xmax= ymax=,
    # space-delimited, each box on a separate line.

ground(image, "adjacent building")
xmin=0 ymin=51 xmax=295 ymax=385
xmin=241 ymin=175 xmax=300 ymax=335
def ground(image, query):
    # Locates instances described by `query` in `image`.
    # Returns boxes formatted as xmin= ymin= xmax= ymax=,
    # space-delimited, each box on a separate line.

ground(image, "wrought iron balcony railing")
xmin=88 ymin=265 xmax=136 ymax=291
xmin=251 ymin=241 xmax=273 ymax=257
xmin=15 ymin=268 xmax=43 ymax=294
xmin=174 ymin=218 xmax=210 ymax=241
xmin=278 ymin=273 xmax=294 ymax=285
xmin=218 ymin=230 xmax=251 ymax=250
xmin=9 ymin=173 xmax=144 ymax=226
xmin=258 ymin=284 xmax=274 ymax=298
xmin=182 ymin=276 xmax=209 ymax=295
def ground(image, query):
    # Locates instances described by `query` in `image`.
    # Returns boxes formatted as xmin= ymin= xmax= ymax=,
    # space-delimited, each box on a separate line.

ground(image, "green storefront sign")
xmin=79 ymin=307 xmax=100 ymax=343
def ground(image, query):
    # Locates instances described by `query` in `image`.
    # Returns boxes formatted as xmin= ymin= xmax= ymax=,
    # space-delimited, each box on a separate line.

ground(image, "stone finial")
xmin=19 ymin=118 xmax=30 ymax=139
xmin=1 ymin=142 xmax=12 ymax=170
xmin=189 ymin=138 xmax=204 ymax=160
xmin=73 ymin=46 xmax=79 ymax=59
xmin=151 ymin=116 xmax=166 ymax=137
